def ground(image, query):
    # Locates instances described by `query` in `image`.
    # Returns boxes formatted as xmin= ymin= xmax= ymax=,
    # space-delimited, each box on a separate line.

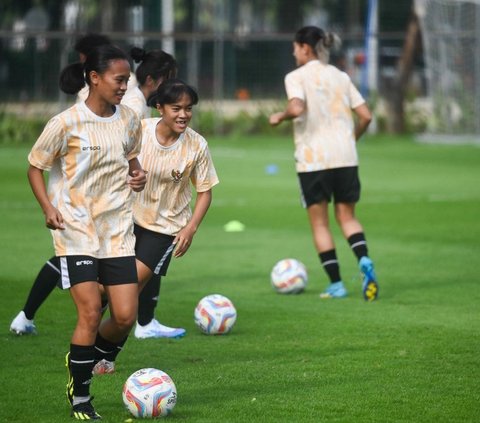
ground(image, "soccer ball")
xmin=122 ymin=368 xmax=177 ymax=418
xmin=194 ymin=294 xmax=237 ymax=335
xmin=271 ymin=258 xmax=308 ymax=294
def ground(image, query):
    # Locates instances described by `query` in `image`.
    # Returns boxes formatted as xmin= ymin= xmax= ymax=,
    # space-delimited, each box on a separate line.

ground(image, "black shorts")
xmin=298 ymin=166 xmax=361 ymax=207
xmin=58 ymin=255 xmax=137 ymax=289
xmin=134 ymin=224 xmax=175 ymax=276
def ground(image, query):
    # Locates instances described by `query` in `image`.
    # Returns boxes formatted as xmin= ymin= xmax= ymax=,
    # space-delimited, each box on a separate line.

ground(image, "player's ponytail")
xmin=130 ymin=46 xmax=147 ymax=63
xmin=294 ymin=26 xmax=341 ymax=64
xmin=131 ymin=47 xmax=177 ymax=86
xmin=59 ymin=62 xmax=86 ymax=95
xmin=316 ymin=32 xmax=341 ymax=64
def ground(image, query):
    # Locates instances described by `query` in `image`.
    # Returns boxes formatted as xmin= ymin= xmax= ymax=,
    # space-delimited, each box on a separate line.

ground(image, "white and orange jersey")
xmin=134 ymin=118 xmax=219 ymax=235
xmin=28 ymin=102 xmax=142 ymax=258
xmin=285 ymin=60 xmax=365 ymax=172
xmin=122 ymin=85 xmax=151 ymax=119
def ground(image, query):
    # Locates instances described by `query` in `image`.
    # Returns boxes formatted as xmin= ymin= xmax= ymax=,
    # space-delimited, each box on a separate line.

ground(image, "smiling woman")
xmin=28 ymin=44 xmax=146 ymax=420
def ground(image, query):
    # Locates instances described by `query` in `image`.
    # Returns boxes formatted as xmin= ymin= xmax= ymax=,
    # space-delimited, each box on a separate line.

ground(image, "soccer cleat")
xmin=10 ymin=311 xmax=37 ymax=335
xmin=134 ymin=318 xmax=186 ymax=339
xmin=319 ymin=281 xmax=347 ymax=299
xmin=65 ymin=352 xmax=74 ymax=406
xmin=92 ymin=359 xmax=115 ymax=375
xmin=359 ymin=256 xmax=379 ymax=301
xmin=71 ymin=398 xmax=102 ymax=420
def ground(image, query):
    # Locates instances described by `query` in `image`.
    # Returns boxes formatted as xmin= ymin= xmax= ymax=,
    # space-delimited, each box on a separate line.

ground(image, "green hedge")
xmin=0 ymin=110 xmax=293 ymax=146
xmin=0 ymin=112 xmax=46 ymax=146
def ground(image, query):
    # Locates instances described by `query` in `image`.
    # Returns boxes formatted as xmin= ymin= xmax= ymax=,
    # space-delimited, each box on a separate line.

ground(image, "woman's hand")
xmin=173 ymin=225 xmax=196 ymax=258
xmin=44 ymin=205 xmax=65 ymax=230
xmin=128 ymin=169 xmax=148 ymax=192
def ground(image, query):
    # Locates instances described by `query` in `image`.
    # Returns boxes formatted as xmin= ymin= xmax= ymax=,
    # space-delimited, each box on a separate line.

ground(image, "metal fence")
xmin=0 ymin=31 xmax=419 ymax=103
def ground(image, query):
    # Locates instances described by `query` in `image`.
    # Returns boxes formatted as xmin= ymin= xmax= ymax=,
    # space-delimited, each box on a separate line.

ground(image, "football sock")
xmin=70 ymin=344 xmax=95 ymax=397
xmin=137 ymin=274 xmax=161 ymax=326
xmin=94 ymin=333 xmax=128 ymax=362
xmin=319 ymin=250 xmax=341 ymax=283
xmin=23 ymin=256 xmax=60 ymax=320
xmin=348 ymin=232 xmax=369 ymax=261
xmin=72 ymin=396 xmax=90 ymax=407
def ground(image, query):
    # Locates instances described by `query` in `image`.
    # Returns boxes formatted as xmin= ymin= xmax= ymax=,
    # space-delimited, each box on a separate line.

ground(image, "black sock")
xmin=137 ymin=274 xmax=161 ymax=326
xmin=23 ymin=257 xmax=60 ymax=320
xmin=69 ymin=344 xmax=95 ymax=397
xmin=348 ymin=232 xmax=369 ymax=261
xmin=94 ymin=333 xmax=128 ymax=363
xmin=319 ymin=250 xmax=341 ymax=283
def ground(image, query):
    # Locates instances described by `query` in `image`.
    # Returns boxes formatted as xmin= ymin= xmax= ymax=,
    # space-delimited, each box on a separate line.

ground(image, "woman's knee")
xmin=112 ymin=310 xmax=136 ymax=331
xmin=77 ymin=307 xmax=102 ymax=330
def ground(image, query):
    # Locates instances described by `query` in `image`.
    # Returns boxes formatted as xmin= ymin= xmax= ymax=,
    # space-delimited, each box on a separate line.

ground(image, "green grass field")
xmin=0 ymin=134 xmax=479 ymax=422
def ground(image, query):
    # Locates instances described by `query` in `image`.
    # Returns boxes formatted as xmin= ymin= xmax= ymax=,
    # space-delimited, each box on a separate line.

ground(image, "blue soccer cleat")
xmin=10 ymin=311 xmax=37 ymax=335
xmin=320 ymin=281 xmax=347 ymax=299
xmin=359 ymin=256 xmax=379 ymax=301
xmin=134 ymin=318 xmax=186 ymax=339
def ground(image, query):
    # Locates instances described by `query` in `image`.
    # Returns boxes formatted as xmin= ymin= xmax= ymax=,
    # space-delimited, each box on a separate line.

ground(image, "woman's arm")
xmin=173 ymin=189 xmax=213 ymax=258
xmin=353 ymin=103 xmax=372 ymax=141
xmin=269 ymin=98 xmax=305 ymax=126
xmin=28 ymin=165 xmax=64 ymax=230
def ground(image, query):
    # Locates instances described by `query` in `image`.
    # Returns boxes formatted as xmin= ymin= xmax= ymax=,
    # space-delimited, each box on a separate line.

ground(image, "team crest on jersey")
xmin=171 ymin=169 xmax=183 ymax=183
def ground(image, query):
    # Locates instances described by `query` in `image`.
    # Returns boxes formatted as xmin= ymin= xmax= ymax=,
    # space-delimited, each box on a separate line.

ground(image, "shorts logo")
xmin=171 ymin=169 xmax=183 ymax=183
xmin=82 ymin=146 xmax=101 ymax=151
xmin=76 ymin=260 xmax=94 ymax=266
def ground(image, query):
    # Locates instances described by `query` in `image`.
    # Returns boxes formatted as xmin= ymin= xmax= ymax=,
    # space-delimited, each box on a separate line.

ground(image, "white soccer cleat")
xmin=10 ymin=311 xmax=37 ymax=335
xmin=92 ymin=359 xmax=115 ymax=375
xmin=134 ymin=318 xmax=186 ymax=339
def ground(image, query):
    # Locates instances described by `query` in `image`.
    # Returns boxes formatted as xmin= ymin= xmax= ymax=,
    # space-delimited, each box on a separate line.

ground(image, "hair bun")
xmin=130 ymin=46 xmax=147 ymax=63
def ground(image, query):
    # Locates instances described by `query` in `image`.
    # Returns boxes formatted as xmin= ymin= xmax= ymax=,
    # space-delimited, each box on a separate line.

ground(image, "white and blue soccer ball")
xmin=194 ymin=294 xmax=237 ymax=335
xmin=122 ymin=368 xmax=177 ymax=418
xmin=271 ymin=258 xmax=308 ymax=294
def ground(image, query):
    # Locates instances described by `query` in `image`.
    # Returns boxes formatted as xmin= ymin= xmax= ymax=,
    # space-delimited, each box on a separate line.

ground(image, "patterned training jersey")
xmin=285 ymin=60 xmax=365 ymax=172
xmin=122 ymin=86 xmax=151 ymax=119
xmin=28 ymin=102 xmax=142 ymax=258
xmin=134 ymin=118 xmax=219 ymax=235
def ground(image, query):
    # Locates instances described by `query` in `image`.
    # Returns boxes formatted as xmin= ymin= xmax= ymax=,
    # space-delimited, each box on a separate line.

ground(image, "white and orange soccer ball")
xmin=271 ymin=258 xmax=308 ymax=294
xmin=194 ymin=294 xmax=237 ymax=335
xmin=122 ymin=368 xmax=177 ymax=418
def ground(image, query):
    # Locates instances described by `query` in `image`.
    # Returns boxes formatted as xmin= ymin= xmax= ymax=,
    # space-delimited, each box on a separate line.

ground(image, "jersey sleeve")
xmin=285 ymin=71 xmax=305 ymax=101
xmin=190 ymin=138 xmax=219 ymax=193
xmin=347 ymin=77 xmax=366 ymax=109
xmin=126 ymin=113 xmax=142 ymax=161
xmin=28 ymin=116 xmax=66 ymax=171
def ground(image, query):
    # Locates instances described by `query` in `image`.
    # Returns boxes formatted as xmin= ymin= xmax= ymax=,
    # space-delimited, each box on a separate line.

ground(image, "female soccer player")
xmin=269 ymin=26 xmax=379 ymax=301
xmin=92 ymin=78 xmax=219 ymax=374
xmin=28 ymin=44 xmax=146 ymax=419
xmin=10 ymin=44 xmax=183 ymax=339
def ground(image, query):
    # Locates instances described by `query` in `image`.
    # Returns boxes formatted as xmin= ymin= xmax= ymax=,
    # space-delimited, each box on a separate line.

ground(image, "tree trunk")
xmin=388 ymin=9 xmax=421 ymax=133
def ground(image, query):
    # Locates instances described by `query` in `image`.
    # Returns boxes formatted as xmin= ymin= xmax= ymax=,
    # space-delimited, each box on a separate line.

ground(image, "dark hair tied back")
xmin=59 ymin=44 xmax=129 ymax=95
xmin=130 ymin=46 xmax=147 ymax=63
xmin=59 ymin=62 xmax=86 ymax=94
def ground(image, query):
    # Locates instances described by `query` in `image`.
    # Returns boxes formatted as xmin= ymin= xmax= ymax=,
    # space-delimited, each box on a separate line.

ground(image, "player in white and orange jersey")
xmin=92 ymin=78 xmax=219 ymax=374
xmin=11 ymin=42 xmax=181 ymax=340
xmin=269 ymin=26 xmax=379 ymax=302
xmin=28 ymin=44 xmax=146 ymax=420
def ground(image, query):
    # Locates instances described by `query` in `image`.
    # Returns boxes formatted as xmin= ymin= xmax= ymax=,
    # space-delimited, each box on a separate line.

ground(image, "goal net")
xmin=415 ymin=0 xmax=480 ymax=138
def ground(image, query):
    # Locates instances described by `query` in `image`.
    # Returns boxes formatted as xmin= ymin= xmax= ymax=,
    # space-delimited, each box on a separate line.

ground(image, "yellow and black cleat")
xmin=71 ymin=399 xmax=102 ymax=420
